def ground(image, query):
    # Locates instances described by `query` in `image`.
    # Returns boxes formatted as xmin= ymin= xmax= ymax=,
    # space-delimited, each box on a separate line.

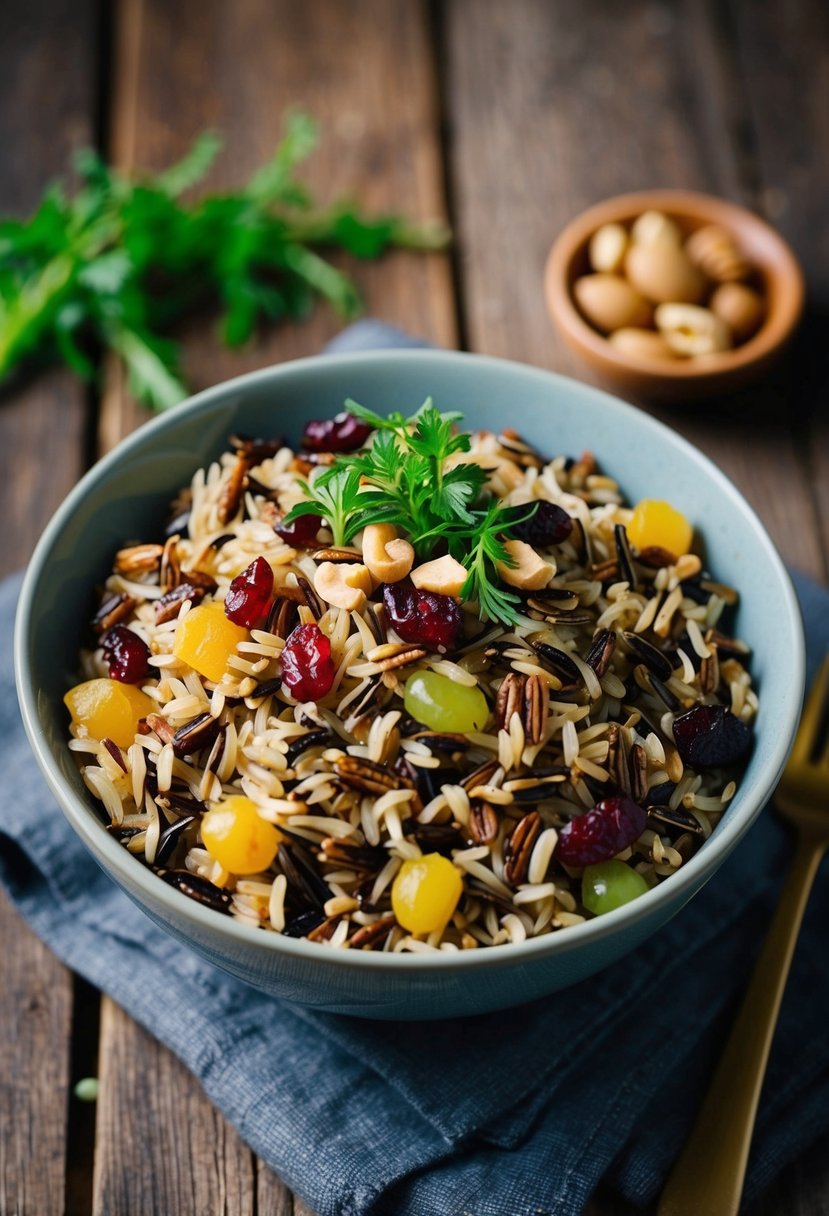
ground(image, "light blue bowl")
xmin=14 ymin=351 xmax=804 ymax=1018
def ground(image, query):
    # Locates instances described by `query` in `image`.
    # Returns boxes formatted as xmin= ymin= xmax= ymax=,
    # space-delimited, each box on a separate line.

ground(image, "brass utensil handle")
xmin=657 ymin=833 xmax=826 ymax=1216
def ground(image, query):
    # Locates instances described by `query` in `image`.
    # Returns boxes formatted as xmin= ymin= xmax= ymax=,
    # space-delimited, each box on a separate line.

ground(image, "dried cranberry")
xmin=224 ymin=557 xmax=274 ymax=629
xmin=275 ymin=512 xmax=323 ymax=547
xmin=281 ymin=623 xmax=336 ymax=701
xmin=555 ymin=795 xmax=647 ymax=868
xmin=301 ymin=413 xmax=373 ymax=453
xmin=672 ymin=704 xmax=753 ymax=770
xmin=505 ymin=500 xmax=573 ymax=547
xmin=101 ymin=625 xmax=151 ymax=684
xmin=382 ymin=580 xmax=463 ymax=653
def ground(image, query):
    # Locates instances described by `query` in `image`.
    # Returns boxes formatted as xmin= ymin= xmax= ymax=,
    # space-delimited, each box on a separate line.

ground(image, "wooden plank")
xmin=723 ymin=2 xmax=829 ymax=1208
xmin=443 ymin=0 xmax=824 ymax=579
xmin=0 ymin=2 xmax=98 ymax=1214
xmin=727 ymin=0 xmax=829 ymax=579
xmin=93 ymin=1 xmax=454 ymax=1211
xmin=99 ymin=0 xmax=456 ymax=448
xmin=91 ymin=1001 xmax=270 ymax=1215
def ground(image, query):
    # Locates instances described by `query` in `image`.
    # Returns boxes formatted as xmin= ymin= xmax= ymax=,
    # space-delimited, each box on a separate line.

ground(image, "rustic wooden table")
xmin=2 ymin=1 xmax=827 ymax=1212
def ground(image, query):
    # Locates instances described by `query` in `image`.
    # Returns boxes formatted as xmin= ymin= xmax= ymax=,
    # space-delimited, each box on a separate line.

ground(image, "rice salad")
xmin=65 ymin=400 xmax=757 ymax=953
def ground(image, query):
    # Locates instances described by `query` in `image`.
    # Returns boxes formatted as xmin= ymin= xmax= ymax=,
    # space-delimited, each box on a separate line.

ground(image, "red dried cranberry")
xmin=555 ymin=796 xmax=647 ymax=868
xmin=275 ymin=512 xmax=323 ymax=547
xmin=101 ymin=625 xmax=151 ymax=684
xmin=301 ymin=413 xmax=373 ymax=453
xmin=224 ymin=557 xmax=274 ymax=629
xmin=281 ymin=623 xmax=336 ymax=701
xmin=672 ymin=704 xmax=753 ymax=770
xmin=505 ymin=501 xmax=573 ymax=547
xmin=382 ymin=580 xmax=463 ymax=653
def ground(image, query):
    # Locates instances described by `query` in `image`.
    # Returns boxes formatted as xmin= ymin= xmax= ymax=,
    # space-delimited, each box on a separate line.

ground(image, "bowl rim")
xmin=14 ymin=347 xmax=806 ymax=974
xmin=545 ymin=188 xmax=805 ymax=382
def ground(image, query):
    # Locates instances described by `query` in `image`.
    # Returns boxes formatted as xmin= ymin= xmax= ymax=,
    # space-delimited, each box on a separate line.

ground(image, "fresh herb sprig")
xmin=286 ymin=466 xmax=367 ymax=549
xmin=0 ymin=113 xmax=449 ymax=411
xmin=284 ymin=400 xmax=536 ymax=625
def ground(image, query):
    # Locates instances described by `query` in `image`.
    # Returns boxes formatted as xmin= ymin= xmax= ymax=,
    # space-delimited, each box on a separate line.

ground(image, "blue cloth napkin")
xmin=3 ymin=323 xmax=829 ymax=1216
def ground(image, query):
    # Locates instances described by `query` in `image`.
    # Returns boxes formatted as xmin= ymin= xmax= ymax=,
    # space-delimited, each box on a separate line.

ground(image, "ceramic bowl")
xmin=545 ymin=190 xmax=804 ymax=400
xmin=15 ymin=350 xmax=804 ymax=1018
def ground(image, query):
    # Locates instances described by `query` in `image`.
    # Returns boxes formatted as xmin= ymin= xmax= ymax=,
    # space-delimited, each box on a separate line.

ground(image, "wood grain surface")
xmin=0 ymin=3 xmax=98 ymax=1214
xmin=1 ymin=1 xmax=827 ymax=1214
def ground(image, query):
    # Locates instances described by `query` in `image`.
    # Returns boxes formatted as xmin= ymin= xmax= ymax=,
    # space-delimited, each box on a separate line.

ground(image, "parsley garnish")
xmin=0 ymin=113 xmax=448 ymax=411
xmin=286 ymin=466 xmax=367 ymax=549
xmin=284 ymin=400 xmax=537 ymax=626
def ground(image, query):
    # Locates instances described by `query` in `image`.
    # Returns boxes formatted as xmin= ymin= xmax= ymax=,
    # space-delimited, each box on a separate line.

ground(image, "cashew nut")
xmin=313 ymin=562 xmax=373 ymax=611
xmin=495 ymin=540 xmax=555 ymax=591
xmin=655 ymin=303 xmax=732 ymax=357
xmin=630 ymin=209 xmax=682 ymax=248
xmin=685 ymin=224 xmax=750 ymax=283
xmin=361 ymin=524 xmax=415 ymax=584
xmin=410 ymin=554 xmax=468 ymax=597
xmin=589 ymin=222 xmax=629 ymax=274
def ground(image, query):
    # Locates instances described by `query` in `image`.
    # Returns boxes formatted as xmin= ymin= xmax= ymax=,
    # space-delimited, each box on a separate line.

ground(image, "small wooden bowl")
xmin=545 ymin=190 xmax=804 ymax=400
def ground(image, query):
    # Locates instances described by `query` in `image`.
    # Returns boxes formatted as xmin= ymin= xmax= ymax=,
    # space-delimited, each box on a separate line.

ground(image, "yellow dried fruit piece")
xmin=628 ymin=499 xmax=693 ymax=558
xmin=172 ymin=601 xmax=248 ymax=683
xmin=64 ymin=678 xmax=155 ymax=749
xmin=201 ymin=795 xmax=280 ymax=875
xmin=392 ymin=853 xmax=463 ymax=935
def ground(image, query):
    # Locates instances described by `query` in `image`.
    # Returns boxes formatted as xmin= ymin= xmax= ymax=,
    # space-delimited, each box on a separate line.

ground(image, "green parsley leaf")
xmin=283 ymin=465 xmax=370 ymax=548
xmin=0 ymin=114 xmax=449 ymax=410
xmin=321 ymin=400 xmax=540 ymax=624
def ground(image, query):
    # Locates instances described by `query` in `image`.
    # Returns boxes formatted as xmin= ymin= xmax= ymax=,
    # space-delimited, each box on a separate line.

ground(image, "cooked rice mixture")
xmin=66 ymin=407 xmax=757 ymax=953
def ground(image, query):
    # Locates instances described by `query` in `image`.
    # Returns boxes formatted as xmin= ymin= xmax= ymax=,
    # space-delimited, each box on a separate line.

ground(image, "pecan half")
xmin=114 ymin=544 xmax=163 ymax=575
xmin=503 ymin=811 xmax=542 ymax=886
xmin=370 ymin=644 xmax=428 ymax=672
xmin=155 ymin=582 xmax=206 ymax=624
xmin=335 ymin=755 xmax=406 ymax=795
xmin=522 ymin=674 xmax=549 ymax=746
xmin=93 ymin=592 xmax=136 ymax=633
xmin=496 ymin=672 xmax=526 ymax=732
xmin=217 ymin=452 xmax=249 ymax=525
xmin=469 ymin=800 xmax=499 ymax=845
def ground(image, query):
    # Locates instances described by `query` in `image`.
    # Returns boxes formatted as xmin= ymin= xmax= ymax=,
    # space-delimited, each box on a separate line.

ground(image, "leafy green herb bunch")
xmin=285 ymin=400 xmax=537 ymax=625
xmin=0 ymin=112 xmax=448 ymax=411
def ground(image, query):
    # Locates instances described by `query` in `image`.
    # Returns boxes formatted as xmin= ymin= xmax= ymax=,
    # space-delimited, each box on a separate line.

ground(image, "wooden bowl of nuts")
xmin=544 ymin=190 xmax=804 ymax=400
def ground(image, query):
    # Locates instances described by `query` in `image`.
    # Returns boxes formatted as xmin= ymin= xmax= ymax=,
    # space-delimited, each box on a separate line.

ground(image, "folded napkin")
xmin=3 ymin=324 xmax=829 ymax=1216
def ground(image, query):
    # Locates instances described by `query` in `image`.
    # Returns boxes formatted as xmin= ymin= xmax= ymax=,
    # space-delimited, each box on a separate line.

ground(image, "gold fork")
xmin=658 ymin=653 xmax=829 ymax=1216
